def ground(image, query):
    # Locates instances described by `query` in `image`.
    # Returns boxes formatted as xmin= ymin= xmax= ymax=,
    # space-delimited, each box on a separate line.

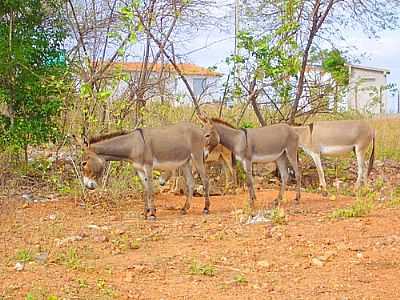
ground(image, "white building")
xmin=347 ymin=64 xmax=390 ymax=114
xmin=108 ymin=62 xmax=223 ymax=104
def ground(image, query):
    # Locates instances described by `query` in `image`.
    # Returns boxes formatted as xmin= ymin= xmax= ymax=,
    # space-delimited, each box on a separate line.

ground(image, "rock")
xmin=55 ymin=235 xmax=83 ymax=246
xmin=257 ymin=260 xmax=271 ymax=268
xmin=311 ymin=257 xmax=325 ymax=267
xmin=319 ymin=250 xmax=337 ymax=262
xmin=21 ymin=193 xmax=33 ymax=202
xmin=35 ymin=252 xmax=49 ymax=264
xmin=94 ymin=235 xmax=109 ymax=243
xmin=15 ymin=262 xmax=25 ymax=271
xmin=48 ymin=213 xmax=57 ymax=221
xmin=356 ymin=252 xmax=363 ymax=259
xmin=245 ymin=211 xmax=271 ymax=225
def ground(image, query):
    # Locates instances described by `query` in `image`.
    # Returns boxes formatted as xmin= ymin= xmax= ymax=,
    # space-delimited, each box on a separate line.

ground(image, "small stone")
xmin=35 ymin=252 xmax=49 ymax=264
xmin=94 ymin=235 xmax=109 ymax=243
xmin=22 ymin=193 xmax=33 ymax=202
xmin=311 ymin=257 xmax=324 ymax=267
xmin=115 ymin=228 xmax=125 ymax=235
xmin=48 ymin=213 xmax=57 ymax=221
xmin=15 ymin=262 xmax=25 ymax=271
xmin=257 ymin=260 xmax=271 ymax=268
xmin=356 ymin=252 xmax=363 ymax=258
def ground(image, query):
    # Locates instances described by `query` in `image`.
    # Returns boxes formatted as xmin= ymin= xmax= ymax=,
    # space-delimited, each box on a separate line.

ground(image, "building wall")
xmin=348 ymin=67 xmax=388 ymax=114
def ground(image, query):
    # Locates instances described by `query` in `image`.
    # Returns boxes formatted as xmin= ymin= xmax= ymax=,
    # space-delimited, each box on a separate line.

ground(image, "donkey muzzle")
xmin=83 ymin=176 xmax=97 ymax=190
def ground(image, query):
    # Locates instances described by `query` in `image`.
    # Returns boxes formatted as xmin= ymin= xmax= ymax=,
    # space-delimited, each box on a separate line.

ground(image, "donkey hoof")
xmin=203 ymin=208 xmax=209 ymax=215
xmin=180 ymin=208 xmax=188 ymax=215
xmin=272 ymin=199 xmax=279 ymax=207
xmin=321 ymin=190 xmax=328 ymax=197
xmin=147 ymin=215 xmax=157 ymax=221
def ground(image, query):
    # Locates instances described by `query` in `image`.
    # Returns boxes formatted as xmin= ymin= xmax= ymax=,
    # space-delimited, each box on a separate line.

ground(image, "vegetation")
xmin=189 ymin=260 xmax=217 ymax=277
xmin=330 ymin=198 xmax=375 ymax=219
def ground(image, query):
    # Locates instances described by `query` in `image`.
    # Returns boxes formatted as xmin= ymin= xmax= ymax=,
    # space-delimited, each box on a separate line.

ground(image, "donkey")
xmin=80 ymin=122 xmax=219 ymax=220
xmin=292 ymin=120 xmax=375 ymax=195
xmin=159 ymin=144 xmax=236 ymax=192
xmin=207 ymin=118 xmax=301 ymax=210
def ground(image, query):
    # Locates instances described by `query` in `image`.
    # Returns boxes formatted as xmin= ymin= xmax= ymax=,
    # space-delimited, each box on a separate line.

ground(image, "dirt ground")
xmin=1 ymin=189 xmax=400 ymax=300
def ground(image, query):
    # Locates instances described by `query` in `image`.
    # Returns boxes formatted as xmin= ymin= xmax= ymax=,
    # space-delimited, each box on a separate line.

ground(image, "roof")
xmin=347 ymin=64 xmax=390 ymax=74
xmin=110 ymin=62 xmax=223 ymax=77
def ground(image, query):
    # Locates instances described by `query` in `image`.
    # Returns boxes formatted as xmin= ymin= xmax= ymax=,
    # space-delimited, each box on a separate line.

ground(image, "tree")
xmin=0 ymin=0 xmax=68 ymax=161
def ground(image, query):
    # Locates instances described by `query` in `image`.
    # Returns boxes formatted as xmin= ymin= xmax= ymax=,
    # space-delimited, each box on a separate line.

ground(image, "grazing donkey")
xmin=292 ymin=120 xmax=375 ymax=195
xmin=159 ymin=143 xmax=236 ymax=192
xmin=80 ymin=122 xmax=219 ymax=220
xmin=206 ymin=118 xmax=301 ymax=210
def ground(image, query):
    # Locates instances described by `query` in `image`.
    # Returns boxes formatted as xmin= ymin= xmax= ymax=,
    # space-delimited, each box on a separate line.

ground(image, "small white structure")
xmin=109 ymin=62 xmax=223 ymax=104
xmin=347 ymin=64 xmax=390 ymax=114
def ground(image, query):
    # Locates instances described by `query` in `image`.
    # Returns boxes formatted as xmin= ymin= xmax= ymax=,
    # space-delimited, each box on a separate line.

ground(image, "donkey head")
xmin=81 ymin=150 xmax=105 ymax=190
xmin=73 ymin=135 xmax=105 ymax=190
xmin=197 ymin=112 xmax=220 ymax=157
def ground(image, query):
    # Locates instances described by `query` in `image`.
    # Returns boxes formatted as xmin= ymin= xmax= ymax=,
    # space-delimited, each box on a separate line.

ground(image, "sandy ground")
xmin=1 ymin=189 xmax=400 ymax=299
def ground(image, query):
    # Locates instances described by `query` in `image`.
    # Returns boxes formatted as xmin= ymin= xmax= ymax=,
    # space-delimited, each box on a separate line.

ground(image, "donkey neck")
xmin=213 ymin=123 xmax=244 ymax=154
xmin=89 ymin=133 xmax=137 ymax=161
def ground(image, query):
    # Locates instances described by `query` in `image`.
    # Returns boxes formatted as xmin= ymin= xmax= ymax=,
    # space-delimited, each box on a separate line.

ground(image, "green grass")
xmin=269 ymin=207 xmax=287 ymax=225
xmin=233 ymin=274 xmax=248 ymax=284
xmin=15 ymin=249 xmax=33 ymax=263
xmin=330 ymin=198 xmax=374 ymax=219
xmin=189 ymin=260 xmax=217 ymax=277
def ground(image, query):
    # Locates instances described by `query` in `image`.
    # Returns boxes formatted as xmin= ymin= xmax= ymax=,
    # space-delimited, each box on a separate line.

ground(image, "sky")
xmin=182 ymin=11 xmax=400 ymax=113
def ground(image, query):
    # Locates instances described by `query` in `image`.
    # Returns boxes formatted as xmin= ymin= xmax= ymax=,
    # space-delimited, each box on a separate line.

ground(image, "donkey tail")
xmin=367 ymin=129 xmax=375 ymax=176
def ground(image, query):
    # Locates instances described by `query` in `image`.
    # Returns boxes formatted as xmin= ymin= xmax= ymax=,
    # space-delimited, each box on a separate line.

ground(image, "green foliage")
xmin=0 ymin=0 xmax=68 ymax=153
xmin=321 ymin=49 xmax=349 ymax=86
xmin=15 ymin=249 xmax=33 ymax=262
xmin=269 ymin=207 xmax=287 ymax=225
xmin=330 ymin=198 xmax=374 ymax=219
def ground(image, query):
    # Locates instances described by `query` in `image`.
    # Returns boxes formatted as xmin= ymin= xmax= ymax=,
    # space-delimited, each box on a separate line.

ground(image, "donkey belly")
xmin=153 ymin=158 xmax=187 ymax=170
xmin=252 ymin=151 xmax=284 ymax=163
xmin=320 ymin=145 xmax=354 ymax=155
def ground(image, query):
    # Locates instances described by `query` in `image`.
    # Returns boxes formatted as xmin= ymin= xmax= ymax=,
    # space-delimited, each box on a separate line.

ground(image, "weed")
xmin=15 ymin=249 xmax=33 ymax=263
xmin=330 ymin=198 xmax=374 ymax=219
xmin=96 ymin=279 xmax=115 ymax=298
xmin=269 ymin=207 xmax=287 ymax=225
xmin=189 ymin=260 xmax=216 ymax=277
xmin=57 ymin=248 xmax=81 ymax=270
xmin=77 ymin=278 xmax=89 ymax=289
xmin=233 ymin=274 xmax=248 ymax=284
xmin=130 ymin=239 xmax=140 ymax=250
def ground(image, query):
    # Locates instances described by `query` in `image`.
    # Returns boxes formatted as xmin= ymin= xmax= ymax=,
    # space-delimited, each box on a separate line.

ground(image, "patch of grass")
xmin=189 ymin=260 xmax=216 ymax=277
xmin=233 ymin=274 xmax=248 ymax=284
xmin=96 ymin=279 xmax=116 ymax=298
xmin=25 ymin=289 xmax=58 ymax=300
xmin=15 ymin=249 xmax=33 ymax=263
xmin=330 ymin=198 xmax=374 ymax=219
xmin=269 ymin=207 xmax=287 ymax=225
xmin=56 ymin=248 xmax=81 ymax=270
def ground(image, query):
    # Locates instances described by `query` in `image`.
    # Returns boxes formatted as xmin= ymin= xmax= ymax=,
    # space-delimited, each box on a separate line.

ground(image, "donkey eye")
xmin=81 ymin=161 xmax=87 ymax=167
xmin=205 ymin=133 xmax=211 ymax=138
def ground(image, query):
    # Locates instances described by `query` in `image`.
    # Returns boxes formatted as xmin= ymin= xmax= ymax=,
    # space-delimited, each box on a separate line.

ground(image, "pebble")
xmin=311 ymin=257 xmax=325 ymax=267
xmin=35 ymin=252 xmax=49 ymax=264
xmin=15 ymin=262 xmax=25 ymax=271
xmin=257 ymin=260 xmax=271 ymax=268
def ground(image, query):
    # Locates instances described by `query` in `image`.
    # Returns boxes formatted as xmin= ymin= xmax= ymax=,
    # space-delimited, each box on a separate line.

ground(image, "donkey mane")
xmin=89 ymin=130 xmax=131 ymax=144
xmin=211 ymin=118 xmax=236 ymax=129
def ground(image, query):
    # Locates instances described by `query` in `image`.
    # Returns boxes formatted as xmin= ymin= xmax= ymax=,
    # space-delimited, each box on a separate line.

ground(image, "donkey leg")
xmin=243 ymin=159 xmax=256 ymax=211
xmin=274 ymin=155 xmax=289 ymax=207
xmin=355 ymin=147 xmax=366 ymax=190
xmin=137 ymin=170 xmax=149 ymax=219
xmin=143 ymin=165 xmax=156 ymax=220
xmin=180 ymin=161 xmax=194 ymax=214
xmin=286 ymin=149 xmax=302 ymax=204
xmin=309 ymin=152 xmax=328 ymax=196
xmin=193 ymin=157 xmax=210 ymax=214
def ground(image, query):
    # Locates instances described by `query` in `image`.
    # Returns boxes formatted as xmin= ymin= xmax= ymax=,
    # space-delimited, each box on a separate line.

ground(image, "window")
xmin=193 ymin=78 xmax=207 ymax=97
